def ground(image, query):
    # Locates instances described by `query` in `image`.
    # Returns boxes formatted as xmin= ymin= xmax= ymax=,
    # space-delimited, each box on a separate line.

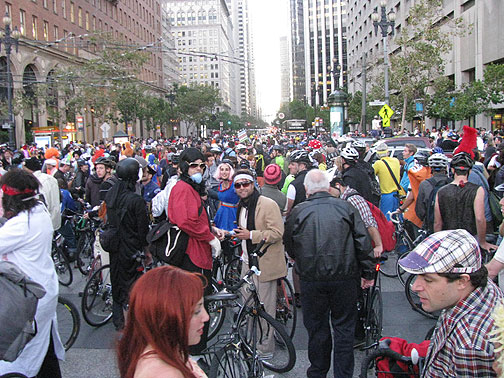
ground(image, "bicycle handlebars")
xmin=223 ymin=239 xmax=267 ymax=292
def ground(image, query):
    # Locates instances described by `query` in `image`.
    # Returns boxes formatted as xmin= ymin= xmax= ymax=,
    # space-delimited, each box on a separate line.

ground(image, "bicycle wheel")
xmin=57 ymin=296 xmax=80 ymax=351
xmin=0 ymin=374 xmax=29 ymax=378
xmin=364 ymin=287 xmax=383 ymax=349
xmin=238 ymin=308 xmax=296 ymax=373
xmin=276 ymin=277 xmax=297 ymax=339
xmin=378 ymin=252 xmax=398 ymax=278
xmin=209 ymin=343 xmax=262 ymax=378
xmin=81 ymin=264 xmax=113 ymax=326
xmin=404 ymin=275 xmax=439 ymax=320
xmin=77 ymin=233 xmax=94 ymax=275
xmin=224 ymin=257 xmax=242 ymax=287
xmin=208 ymin=279 xmax=227 ymax=341
xmin=396 ymin=251 xmax=412 ymax=287
xmin=52 ymin=246 xmax=73 ymax=286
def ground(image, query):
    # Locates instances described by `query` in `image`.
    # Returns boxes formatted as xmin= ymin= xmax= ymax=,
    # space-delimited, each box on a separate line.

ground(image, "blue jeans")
xmin=301 ymin=279 xmax=359 ymax=378
xmin=380 ymin=192 xmax=399 ymax=221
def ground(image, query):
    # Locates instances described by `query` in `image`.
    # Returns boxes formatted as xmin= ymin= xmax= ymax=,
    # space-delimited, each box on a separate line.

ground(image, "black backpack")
xmin=423 ymin=177 xmax=450 ymax=234
xmin=0 ymin=261 xmax=46 ymax=362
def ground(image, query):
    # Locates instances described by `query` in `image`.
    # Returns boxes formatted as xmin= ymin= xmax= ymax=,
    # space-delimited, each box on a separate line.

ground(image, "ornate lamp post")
xmin=0 ymin=13 xmax=21 ymax=149
xmin=328 ymin=87 xmax=348 ymax=139
xmin=371 ymin=1 xmax=396 ymax=106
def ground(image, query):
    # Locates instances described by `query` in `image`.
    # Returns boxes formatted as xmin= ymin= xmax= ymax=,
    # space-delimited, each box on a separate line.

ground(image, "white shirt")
xmin=33 ymin=171 xmax=61 ymax=230
xmin=0 ymin=204 xmax=64 ymax=376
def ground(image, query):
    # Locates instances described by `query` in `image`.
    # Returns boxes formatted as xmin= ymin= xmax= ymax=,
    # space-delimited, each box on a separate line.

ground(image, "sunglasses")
xmin=188 ymin=163 xmax=206 ymax=169
xmin=234 ymin=181 xmax=253 ymax=189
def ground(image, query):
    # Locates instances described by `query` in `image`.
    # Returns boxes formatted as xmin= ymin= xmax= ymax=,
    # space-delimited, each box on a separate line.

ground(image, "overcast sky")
xmin=248 ymin=0 xmax=290 ymax=122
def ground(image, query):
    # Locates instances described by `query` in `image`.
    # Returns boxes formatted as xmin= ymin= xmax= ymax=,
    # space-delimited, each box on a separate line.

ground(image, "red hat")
xmin=264 ymin=164 xmax=282 ymax=185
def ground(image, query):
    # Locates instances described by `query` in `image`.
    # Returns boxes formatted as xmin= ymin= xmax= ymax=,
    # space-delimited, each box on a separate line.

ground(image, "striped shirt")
xmin=422 ymin=280 xmax=503 ymax=377
xmin=341 ymin=187 xmax=378 ymax=229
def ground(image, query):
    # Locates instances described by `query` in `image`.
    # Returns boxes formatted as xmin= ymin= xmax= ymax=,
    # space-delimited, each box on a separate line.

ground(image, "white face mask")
xmin=190 ymin=172 xmax=203 ymax=184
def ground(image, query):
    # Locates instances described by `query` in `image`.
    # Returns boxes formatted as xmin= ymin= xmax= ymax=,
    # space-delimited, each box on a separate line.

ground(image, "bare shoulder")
xmin=134 ymin=355 xmax=184 ymax=378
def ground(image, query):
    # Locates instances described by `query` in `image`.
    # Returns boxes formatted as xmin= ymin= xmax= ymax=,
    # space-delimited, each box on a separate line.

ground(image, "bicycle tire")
xmin=77 ymin=232 xmax=94 ymax=275
xmin=364 ymin=287 xmax=383 ymax=349
xmin=81 ymin=264 xmax=113 ymax=326
xmin=224 ymin=257 xmax=242 ymax=287
xmin=57 ymin=296 xmax=80 ymax=351
xmin=208 ymin=279 xmax=227 ymax=341
xmin=396 ymin=251 xmax=412 ymax=287
xmin=238 ymin=308 xmax=296 ymax=373
xmin=404 ymin=275 xmax=439 ymax=320
xmin=0 ymin=374 xmax=29 ymax=378
xmin=52 ymin=246 xmax=73 ymax=286
xmin=276 ymin=277 xmax=297 ymax=339
xmin=378 ymin=253 xmax=398 ymax=278
xmin=209 ymin=343 xmax=262 ymax=378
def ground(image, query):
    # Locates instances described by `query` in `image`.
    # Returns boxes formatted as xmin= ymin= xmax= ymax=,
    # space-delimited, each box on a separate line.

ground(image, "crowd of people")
xmin=2 ymin=123 xmax=504 ymax=377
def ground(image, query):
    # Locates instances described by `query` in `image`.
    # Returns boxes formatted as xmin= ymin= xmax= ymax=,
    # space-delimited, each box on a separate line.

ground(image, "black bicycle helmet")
xmin=172 ymin=153 xmax=180 ymax=165
xmin=11 ymin=152 xmax=25 ymax=166
xmin=450 ymin=152 xmax=473 ymax=171
xmin=351 ymin=140 xmax=367 ymax=152
xmin=428 ymin=153 xmax=450 ymax=169
xmin=95 ymin=156 xmax=115 ymax=168
xmin=413 ymin=150 xmax=430 ymax=166
xmin=116 ymin=157 xmax=140 ymax=182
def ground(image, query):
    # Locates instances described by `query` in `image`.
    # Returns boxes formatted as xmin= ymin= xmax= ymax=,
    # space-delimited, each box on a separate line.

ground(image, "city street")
xmin=59 ymin=262 xmax=436 ymax=378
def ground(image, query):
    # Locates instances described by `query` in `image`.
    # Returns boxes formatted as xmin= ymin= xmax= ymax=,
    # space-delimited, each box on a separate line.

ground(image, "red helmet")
xmin=308 ymin=140 xmax=322 ymax=150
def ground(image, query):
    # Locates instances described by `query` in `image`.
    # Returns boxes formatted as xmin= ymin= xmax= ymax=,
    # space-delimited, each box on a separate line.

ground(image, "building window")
xmin=63 ymin=30 xmax=68 ymax=51
xmin=78 ymin=7 xmax=82 ymax=27
xmin=62 ymin=0 xmax=66 ymax=19
xmin=43 ymin=0 xmax=48 ymax=8
xmin=92 ymin=15 xmax=96 ymax=31
xmin=53 ymin=0 xmax=57 ymax=13
xmin=70 ymin=2 xmax=74 ymax=23
xmin=53 ymin=25 xmax=58 ymax=40
xmin=32 ymin=16 xmax=38 ymax=39
xmin=20 ymin=9 xmax=26 ymax=35
xmin=43 ymin=20 xmax=49 ymax=40
xmin=85 ymin=11 xmax=89 ymax=30
xmin=5 ymin=3 xmax=11 ymax=18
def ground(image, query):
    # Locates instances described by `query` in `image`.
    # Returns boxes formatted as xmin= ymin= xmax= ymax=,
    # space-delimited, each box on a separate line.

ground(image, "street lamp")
xmin=372 ymin=1 xmax=396 ymax=106
xmin=0 ymin=13 xmax=21 ymax=150
xmin=327 ymin=58 xmax=341 ymax=90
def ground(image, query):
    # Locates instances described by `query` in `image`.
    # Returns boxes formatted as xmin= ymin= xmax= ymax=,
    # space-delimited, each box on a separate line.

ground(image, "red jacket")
xmin=168 ymin=180 xmax=214 ymax=270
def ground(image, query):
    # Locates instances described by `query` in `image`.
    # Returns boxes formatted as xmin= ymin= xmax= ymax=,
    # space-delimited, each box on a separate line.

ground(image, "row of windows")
xmin=174 ymin=30 xmax=219 ymax=38
xmin=168 ymin=9 xmax=218 ymax=26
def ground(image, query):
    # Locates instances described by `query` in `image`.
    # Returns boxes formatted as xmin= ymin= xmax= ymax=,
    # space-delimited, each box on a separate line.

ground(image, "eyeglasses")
xmin=234 ymin=181 xmax=252 ymax=189
xmin=188 ymin=163 xmax=206 ymax=170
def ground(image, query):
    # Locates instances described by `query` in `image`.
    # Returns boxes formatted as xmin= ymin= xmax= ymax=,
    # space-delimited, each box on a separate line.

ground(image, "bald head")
xmin=304 ymin=169 xmax=330 ymax=196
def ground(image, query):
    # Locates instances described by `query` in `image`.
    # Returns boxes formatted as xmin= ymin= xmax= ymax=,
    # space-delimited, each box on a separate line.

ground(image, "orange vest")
xmin=404 ymin=165 xmax=431 ymax=228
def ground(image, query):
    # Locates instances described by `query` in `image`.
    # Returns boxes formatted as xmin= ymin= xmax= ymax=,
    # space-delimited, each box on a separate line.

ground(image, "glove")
xmin=209 ymin=237 xmax=222 ymax=259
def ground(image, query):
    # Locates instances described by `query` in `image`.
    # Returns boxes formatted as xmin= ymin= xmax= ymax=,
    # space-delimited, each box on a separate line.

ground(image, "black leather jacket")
xmin=284 ymin=191 xmax=376 ymax=281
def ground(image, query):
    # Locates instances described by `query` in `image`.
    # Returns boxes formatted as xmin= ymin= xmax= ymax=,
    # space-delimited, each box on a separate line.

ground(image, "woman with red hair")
xmin=117 ymin=266 xmax=209 ymax=378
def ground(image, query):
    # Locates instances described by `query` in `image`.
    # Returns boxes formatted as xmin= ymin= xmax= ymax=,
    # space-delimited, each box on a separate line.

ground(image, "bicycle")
xmin=358 ymin=263 xmax=383 ymax=351
xmin=75 ymin=214 xmax=101 ymax=275
xmin=206 ymin=240 xmax=296 ymax=376
xmin=81 ymin=263 xmax=113 ymax=326
xmin=360 ymin=338 xmax=424 ymax=377
xmin=57 ymin=295 xmax=80 ymax=351
xmin=52 ymin=232 xmax=73 ymax=287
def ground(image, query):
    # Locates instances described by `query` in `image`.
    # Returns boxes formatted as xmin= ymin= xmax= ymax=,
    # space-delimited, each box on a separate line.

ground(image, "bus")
xmin=282 ymin=119 xmax=307 ymax=133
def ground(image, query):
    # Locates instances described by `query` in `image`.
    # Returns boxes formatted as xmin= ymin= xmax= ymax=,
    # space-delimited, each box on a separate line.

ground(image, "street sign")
xmin=369 ymin=101 xmax=386 ymax=106
xmin=378 ymin=104 xmax=394 ymax=127
xmin=2 ymin=122 xmax=11 ymax=129
xmin=278 ymin=112 xmax=285 ymax=120
xmin=100 ymin=122 xmax=111 ymax=138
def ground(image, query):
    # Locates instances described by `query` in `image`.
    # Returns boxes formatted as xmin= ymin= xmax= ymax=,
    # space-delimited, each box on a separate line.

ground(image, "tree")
xmin=388 ymin=0 xmax=467 ymax=131
xmin=176 ymin=84 xmax=222 ymax=136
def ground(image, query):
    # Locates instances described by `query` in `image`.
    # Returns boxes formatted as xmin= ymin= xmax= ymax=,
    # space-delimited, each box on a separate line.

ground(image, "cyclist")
xmin=416 ymin=153 xmax=450 ymax=233
xmin=85 ymin=156 xmax=114 ymax=207
xmin=0 ymin=169 xmax=63 ymax=377
xmin=341 ymin=147 xmax=378 ymax=206
xmin=398 ymin=229 xmax=503 ymax=377
xmin=285 ymin=150 xmax=314 ymax=216
xmin=284 ymin=169 xmax=375 ymax=378
xmin=373 ymin=142 xmax=402 ymax=220
xmin=434 ymin=152 xmax=497 ymax=251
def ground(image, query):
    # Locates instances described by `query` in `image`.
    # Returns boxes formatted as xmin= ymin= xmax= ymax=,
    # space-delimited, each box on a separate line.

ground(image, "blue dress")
xmin=213 ymin=182 xmax=240 ymax=231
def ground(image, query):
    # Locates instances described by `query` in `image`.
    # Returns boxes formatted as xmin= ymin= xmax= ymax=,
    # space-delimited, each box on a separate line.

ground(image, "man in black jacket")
xmin=284 ymin=169 xmax=376 ymax=378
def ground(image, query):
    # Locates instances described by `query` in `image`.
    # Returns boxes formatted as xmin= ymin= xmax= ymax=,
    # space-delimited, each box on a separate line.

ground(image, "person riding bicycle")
xmin=341 ymin=146 xmax=379 ymax=207
xmin=398 ymin=229 xmax=503 ymax=377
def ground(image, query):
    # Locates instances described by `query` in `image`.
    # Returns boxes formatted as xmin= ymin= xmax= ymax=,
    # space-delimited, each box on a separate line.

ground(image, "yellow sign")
xmin=382 ymin=118 xmax=391 ymax=127
xmin=378 ymin=104 xmax=394 ymax=120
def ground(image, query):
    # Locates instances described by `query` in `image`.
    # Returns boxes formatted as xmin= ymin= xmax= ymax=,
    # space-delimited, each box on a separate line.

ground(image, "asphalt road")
xmin=58 ymin=257 xmax=436 ymax=378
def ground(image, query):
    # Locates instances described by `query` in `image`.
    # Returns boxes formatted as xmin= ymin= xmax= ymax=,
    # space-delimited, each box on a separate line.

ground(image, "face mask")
xmin=190 ymin=172 xmax=203 ymax=184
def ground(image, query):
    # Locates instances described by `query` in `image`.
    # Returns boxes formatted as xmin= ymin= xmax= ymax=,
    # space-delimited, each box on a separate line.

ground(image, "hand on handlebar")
xmin=233 ymin=227 xmax=251 ymax=240
xmin=361 ymin=278 xmax=374 ymax=289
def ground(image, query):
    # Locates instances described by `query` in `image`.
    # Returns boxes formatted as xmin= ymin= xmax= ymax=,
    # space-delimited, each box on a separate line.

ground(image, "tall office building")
xmin=163 ymin=0 xmax=238 ymax=115
xmin=280 ymin=36 xmax=291 ymax=104
xmin=346 ymin=0 xmax=504 ymax=130
xmin=4 ymin=0 xmax=164 ymax=144
xmin=289 ymin=0 xmax=306 ymax=102
xmin=161 ymin=8 xmax=181 ymax=89
xmin=301 ymin=0 xmax=348 ymax=107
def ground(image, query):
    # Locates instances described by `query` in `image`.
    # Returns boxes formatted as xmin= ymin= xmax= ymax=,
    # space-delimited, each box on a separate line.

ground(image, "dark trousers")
xmin=179 ymin=253 xmax=212 ymax=355
xmin=301 ymin=279 xmax=358 ymax=378
xmin=35 ymin=329 xmax=61 ymax=378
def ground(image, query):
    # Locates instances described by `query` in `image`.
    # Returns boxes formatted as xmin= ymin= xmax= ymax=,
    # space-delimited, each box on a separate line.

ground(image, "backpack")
xmin=375 ymin=337 xmax=430 ymax=377
xmin=0 ymin=261 xmax=46 ymax=362
xmin=423 ymin=177 xmax=450 ymax=234
xmin=489 ymin=190 xmax=503 ymax=233
xmin=348 ymin=193 xmax=396 ymax=252
xmin=146 ymin=203 xmax=203 ymax=266
xmin=99 ymin=192 xmax=128 ymax=254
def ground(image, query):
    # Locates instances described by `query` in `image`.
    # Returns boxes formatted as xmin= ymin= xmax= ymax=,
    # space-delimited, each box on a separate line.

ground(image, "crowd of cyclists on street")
xmin=3 ymin=123 xmax=504 ymax=377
